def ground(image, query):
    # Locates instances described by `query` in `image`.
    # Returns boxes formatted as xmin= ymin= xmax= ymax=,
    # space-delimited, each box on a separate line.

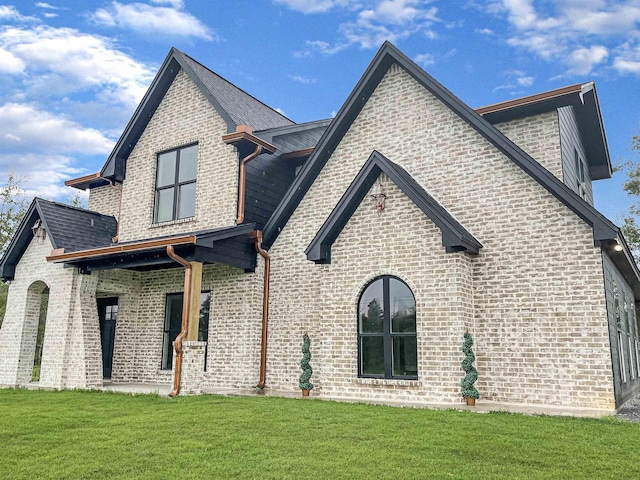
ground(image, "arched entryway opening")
xmin=25 ymin=280 xmax=50 ymax=383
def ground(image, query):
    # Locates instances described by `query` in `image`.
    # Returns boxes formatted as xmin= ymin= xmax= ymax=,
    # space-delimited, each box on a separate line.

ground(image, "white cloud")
xmin=566 ymin=45 xmax=609 ymax=75
xmin=414 ymin=52 xmax=434 ymax=67
xmin=90 ymin=2 xmax=216 ymax=40
xmin=289 ymin=74 xmax=317 ymax=84
xmin=42 ymin=13 xmax=57 ymax=18
xmin=475 ymin=28 xmax=494 ymax=35
xmin=150 ymin=0 xmax=185 ymax=8
xmin=0 ymin=5 xmax=38 ymax=22
xmin=494 ymin=0 xmax=640 ymax=76
xmin=0 ymin=25 xmax=154 ymax=107
xmin=0 ymin=153 xmax=87 ymax=201
xmin=292 ymin=0 xmax=440 ymax=55
xmin=0 ymin=103 xmax=114 ymax=155
xmin=273 ymin=0 xmax=348 ymax=14
xmin=516 ymin=75 xmax=534 ymax=86
xmin=613 ymin=41 xmax=640 ymax=74
xmin=0 ymin=47 xmax=25 ymax=73
xmin=34 ymin=2 xmax=60 ymax=9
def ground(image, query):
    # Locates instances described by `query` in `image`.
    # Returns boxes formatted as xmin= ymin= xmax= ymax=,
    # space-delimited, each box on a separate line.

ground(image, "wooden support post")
xmin=186 ymin=262 xmax=203 ymax=341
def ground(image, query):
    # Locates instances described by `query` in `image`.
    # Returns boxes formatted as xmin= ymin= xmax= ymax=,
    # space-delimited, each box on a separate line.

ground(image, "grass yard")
xmin=1 ymin=390 xmax=639 ymax=479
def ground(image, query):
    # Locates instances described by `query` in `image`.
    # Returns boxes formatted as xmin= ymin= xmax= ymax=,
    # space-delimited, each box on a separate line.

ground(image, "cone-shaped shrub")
xmin=461 ymin=332 xmax=479 ymax=399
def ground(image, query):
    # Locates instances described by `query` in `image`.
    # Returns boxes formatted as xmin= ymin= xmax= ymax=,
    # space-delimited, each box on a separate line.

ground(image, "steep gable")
xmin=101 ymin=48 xmax=294 ymax=182
xmin=306 ymin=150 xmax=481 ymax=263
xmin=263 ymin=42 xmax=618 ymax=251
xmin=0 ymin=199 xmax=116 ymax=280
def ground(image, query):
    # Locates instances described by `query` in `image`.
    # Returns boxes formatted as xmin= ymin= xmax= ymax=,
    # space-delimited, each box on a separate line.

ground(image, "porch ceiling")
xmin=48 ymin=223 xmax=258 ymax=273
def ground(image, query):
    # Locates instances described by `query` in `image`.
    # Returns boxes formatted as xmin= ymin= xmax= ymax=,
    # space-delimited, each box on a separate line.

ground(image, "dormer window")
xmin=574 ymin=149 xmax=587 ymax=201
xmin=154 ymin=144 xmax=198 ymax=223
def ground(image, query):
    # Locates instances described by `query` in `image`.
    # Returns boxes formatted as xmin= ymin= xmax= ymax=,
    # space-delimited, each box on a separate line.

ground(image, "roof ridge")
xmin=35 ymin=197 xmax=116 ymax=219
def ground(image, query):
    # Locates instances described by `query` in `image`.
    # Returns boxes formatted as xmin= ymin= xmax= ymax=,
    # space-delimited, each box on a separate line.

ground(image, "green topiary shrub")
xmin=299 ymin=333 xmax=313 ymax=391
xmin=461 ymin=332 xmax=479 ymax=399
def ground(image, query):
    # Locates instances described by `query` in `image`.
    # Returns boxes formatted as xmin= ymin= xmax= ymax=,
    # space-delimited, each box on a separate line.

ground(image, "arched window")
xmin=358 ymin=276 xmax=417 ymax=379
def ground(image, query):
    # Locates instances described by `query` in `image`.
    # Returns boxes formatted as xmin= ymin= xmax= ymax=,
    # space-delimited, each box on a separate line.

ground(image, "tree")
xmin=0 ymin=171 xmax=28 ymax=328
xmin=299 ymin=333 xmax=313 ymax=393
xmin=461 ymin=332 xmax=479 ymax=400
xmin=618 ymin=130 xmax=640 ymax=259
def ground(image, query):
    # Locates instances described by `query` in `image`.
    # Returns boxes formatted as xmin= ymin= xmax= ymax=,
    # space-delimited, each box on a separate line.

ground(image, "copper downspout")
xmin=236 ymin=144 xmax=263 ymax=224
xmin=251 ymin=231 xmax=271 ymax=389
xmin=166 ymin=245 xmax=192 ymax=397
xmin=100 ymin=177 xmax=123 ymax=242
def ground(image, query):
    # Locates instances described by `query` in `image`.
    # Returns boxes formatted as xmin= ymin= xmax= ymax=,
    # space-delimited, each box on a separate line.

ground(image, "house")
xmin=1 ymin=42 xmax=639 ymax=411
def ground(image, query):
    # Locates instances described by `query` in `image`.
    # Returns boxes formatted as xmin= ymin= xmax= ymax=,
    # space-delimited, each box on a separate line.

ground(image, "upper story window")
xmin=574 ymin=149 xmax=587 ymax=201
xmin=154 ymin=144 xmax=198 ymax=223
xmin=358 ymin=276 xmax=417 ymax=379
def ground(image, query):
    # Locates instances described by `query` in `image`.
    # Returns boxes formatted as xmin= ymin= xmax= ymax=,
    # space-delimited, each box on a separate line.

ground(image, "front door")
xmin=98 ymin=298 xmax=118 ymax=379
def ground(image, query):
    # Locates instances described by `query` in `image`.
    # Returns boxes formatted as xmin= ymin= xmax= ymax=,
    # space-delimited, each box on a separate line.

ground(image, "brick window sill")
xmin=150 ymin=217 xmax=196 ymax=228
xmin=352 ymin=378 xmax=420 ymax=387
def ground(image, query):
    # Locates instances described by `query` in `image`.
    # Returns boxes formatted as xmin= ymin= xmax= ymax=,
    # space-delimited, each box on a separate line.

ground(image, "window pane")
xmin=155 ymin=188 xmax=175 ymax=222
xmin=390 ymin=278 xmax=416 ymax=333
xmin=178 ymin=145 xmax=198 ymax=182
xmin=361 ymin=336 xmax=384 ymax=376
xmin=393 ymin=336 xmax=417 ymax=377
xmin=199 ymin=291 xmax=211 ymax=342
xmin=177 ymin=182 xmax=196 ymax=219
xmin=359 ymin=279 xmax=384 ymax=333
xmin=157 ymin=151 xmax=177 ymax=187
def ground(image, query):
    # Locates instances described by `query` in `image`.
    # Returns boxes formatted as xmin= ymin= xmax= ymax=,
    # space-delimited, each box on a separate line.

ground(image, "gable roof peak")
xmin=100 ymin=47 xmax=294 ymax=182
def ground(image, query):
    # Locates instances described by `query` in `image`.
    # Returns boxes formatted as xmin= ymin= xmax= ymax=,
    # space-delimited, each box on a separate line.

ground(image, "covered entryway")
xmin=98 ymin=297 xmax=118 ymax=379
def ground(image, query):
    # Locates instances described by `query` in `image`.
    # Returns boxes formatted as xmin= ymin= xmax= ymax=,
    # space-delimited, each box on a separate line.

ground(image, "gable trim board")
xmin=101 ymin=48 xmax=293 ymax=182
xmin=263 ymin=42 xmax=620 ymax=256
xmin=306 ymin=150 xmax=482 ymax=263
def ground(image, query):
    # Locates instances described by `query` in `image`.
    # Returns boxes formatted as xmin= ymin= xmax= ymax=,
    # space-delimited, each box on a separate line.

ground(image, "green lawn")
xmin=1 ymin=389 xmax=639 ymax=479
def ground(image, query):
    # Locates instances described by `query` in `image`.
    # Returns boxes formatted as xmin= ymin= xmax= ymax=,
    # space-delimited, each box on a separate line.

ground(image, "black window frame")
xmin=357 ymin=276 xmax=417 ymax=380
xmin=574 ymin=149 xmax=587 ymax=201
xmin=154 ymin=143 xmax=198 ymax=223
xmin=161 ymin=291 xmax=211 ymax=371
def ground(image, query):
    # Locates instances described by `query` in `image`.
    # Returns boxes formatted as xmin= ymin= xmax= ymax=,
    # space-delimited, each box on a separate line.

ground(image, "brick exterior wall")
xmin=117 ymin=69 xmax=239 ymax=243
xmin=266 ymin=63 xmax=614 ymax=409
xmin=1 ymin=61 xmax=617 ymax=411
xmin=494 ymin=112 xmax=563 ymax=182
xmin=0 ymin=234 xmax=102 ymax=389
xmin=88 ymin=184 xmax=121 ymax=218
xmin=91 ymin=262 xmax=263 ymax=389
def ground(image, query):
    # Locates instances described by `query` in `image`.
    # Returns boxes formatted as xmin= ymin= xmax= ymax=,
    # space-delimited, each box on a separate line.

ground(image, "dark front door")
xmin=98 ymin=298 xmax=118 ymax=379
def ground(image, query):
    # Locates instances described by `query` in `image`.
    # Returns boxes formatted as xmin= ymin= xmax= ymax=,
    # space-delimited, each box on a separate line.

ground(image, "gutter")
xmin=250 ymin=230 xmax=271 ymax=389
xmin=166 ymin=245 xmax=192 ymax=397
xmin=222 ymin=125 xmax=277 ymax=225
xmin=46 ymin=235 xmax=196 ymax=263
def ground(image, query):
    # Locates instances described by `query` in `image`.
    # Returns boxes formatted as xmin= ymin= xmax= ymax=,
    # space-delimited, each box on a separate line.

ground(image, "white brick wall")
xmin=265 ymin=63 xmax=614 ymax=409
xmin=117 ymin=69 xmax=239 ymax=242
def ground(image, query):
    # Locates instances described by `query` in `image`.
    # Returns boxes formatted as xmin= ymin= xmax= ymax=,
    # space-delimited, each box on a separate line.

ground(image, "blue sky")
xmin=0 ymin=0 xmax=639 ymax=221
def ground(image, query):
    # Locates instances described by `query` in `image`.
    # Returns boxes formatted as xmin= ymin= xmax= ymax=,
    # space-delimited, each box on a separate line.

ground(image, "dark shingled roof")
xmin=305 ymin=150 xmax=482 ymax=264
xmin=180 ymin=52 xmax=294 ymax=132
xmin=0 ymin=198 xmax=116 ymax=280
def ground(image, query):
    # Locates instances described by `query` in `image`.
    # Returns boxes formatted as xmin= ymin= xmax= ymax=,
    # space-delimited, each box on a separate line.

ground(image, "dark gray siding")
xmin=244 ymin=153 xmax=297 ymax=230
xmin=559 ymin=106 xmax=593 ymax=205
xmin=603 ymin=252 xmax=640 ymax=407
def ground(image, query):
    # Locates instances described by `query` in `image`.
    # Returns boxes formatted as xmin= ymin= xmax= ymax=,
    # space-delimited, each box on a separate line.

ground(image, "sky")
xmin=0 ymin=0 xmax=639 ymax=221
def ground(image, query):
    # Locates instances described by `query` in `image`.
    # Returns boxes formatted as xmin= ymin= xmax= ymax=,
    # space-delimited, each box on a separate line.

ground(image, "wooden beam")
xmin=186 ymin=262 xmax=203 ymax=341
